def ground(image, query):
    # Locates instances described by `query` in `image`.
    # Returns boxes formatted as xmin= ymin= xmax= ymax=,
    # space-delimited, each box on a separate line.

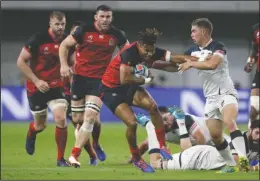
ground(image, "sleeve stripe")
xmin=165 ymin=50 xmax=171 ymax=62
xmin=213 ymin=52 xmax=225 ymax=58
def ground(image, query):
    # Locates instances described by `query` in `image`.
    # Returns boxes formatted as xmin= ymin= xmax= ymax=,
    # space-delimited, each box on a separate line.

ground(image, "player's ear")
xmin=94 ymin=14 xmax=98 ymax=21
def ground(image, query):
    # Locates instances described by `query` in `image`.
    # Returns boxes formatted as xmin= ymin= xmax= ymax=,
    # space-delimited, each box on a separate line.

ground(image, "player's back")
xmin=185 ymin=40 xmax=236 ymax=98
xmin=168 ymin=145 xmax=225 ymax=170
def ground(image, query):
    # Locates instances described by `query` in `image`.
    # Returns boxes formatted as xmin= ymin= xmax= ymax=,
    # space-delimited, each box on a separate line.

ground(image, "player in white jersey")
xmin=146 ymin=108 xmax=236 ymax=172
xmin=177 ymin=18 xmax=249 ymax=172
xmin=133 ymin=105 xmax=230 ymax=157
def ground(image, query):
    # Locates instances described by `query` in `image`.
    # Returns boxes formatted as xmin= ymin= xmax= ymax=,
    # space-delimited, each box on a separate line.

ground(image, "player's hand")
xmin=60 ymin=65 xmax=72 ymax=78
xmin=178 ymin=58 xmax=192 ymax=74
xmin=244 ymin=63 xmax=253 ymax=73
xmin=144 ymin=76 xmax=154 ymax=84
xmin=34 ymin=79 xmax=49 ymax=93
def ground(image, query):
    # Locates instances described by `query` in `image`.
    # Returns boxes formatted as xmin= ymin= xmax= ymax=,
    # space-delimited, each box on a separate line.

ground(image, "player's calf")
xmin=26 ymin=109 xmax=48 ymax=155
xmin=48 ymin=99 xmax=70 ymax=165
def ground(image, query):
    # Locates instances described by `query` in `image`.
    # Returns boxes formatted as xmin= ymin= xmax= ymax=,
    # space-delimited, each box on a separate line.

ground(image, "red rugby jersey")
xmin=24 ymin=28 xmax=67 ymax=94
xmin=71 ymin=22 xmax=128 ymax=78
xmin=102 ymin=42 xmax=168 ymax=88
xmin=252 ymin=23 xmax=260 ymax=71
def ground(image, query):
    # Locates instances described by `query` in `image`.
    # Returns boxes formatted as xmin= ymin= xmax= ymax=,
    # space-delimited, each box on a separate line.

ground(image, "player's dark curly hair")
xmin=138 ymin=28 xmax=162 ymax=45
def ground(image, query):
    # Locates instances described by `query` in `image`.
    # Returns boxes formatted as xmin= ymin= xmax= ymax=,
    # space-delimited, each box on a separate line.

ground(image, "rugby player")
xmin=17 ymin=11 xmax=70 ymax=167
xmin=59 ymin=5 xmax=129 ymax=167
xmin=244 ymin=23 xmax=260 ymax=128
xmin=178 ymin=18 xmax=249 ymax=172
xmin=100 ymin=27 xmax=200 ymax=172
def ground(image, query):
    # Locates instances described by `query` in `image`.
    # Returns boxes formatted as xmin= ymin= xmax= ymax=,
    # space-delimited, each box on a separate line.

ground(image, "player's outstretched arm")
xmin=191 ymin=129 xmax=206 ymax=145
xmin=244 ymin=42 xmax=257 ymax=73
xmin=59 ymin=35 xmax=77 ymax=77
xmin=120 ymin=64 xmax=152 ymax=85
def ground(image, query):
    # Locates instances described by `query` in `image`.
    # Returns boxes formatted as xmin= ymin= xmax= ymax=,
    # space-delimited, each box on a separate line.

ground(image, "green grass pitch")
xmin=1 ymin=122 xmax=259 ymax=180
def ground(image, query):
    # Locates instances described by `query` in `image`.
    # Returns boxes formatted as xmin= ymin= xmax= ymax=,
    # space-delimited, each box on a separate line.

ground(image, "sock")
xmin=146 ymin=121 xmax=160 ymax=151
xmin=130 ymin=147 xmax=141 ymax=161
xmin=28 ymin=122 xmax=43 ymax=137
xmin=84 ymin=139 xmax=97 ymax=159
xmin=176 ymin=118 xmax=189 ymax=138
xmin=216 ymin=139 xmax=236 ymax=166
xmin=55 ymin=126 xmax=68 ymax=161
xmin=155 ymin=128 xmax=166 ymax=148
xmin=230 ymin=130 xmax=247 ymax=157
xmin=92 ymin=122 xmax=101 ymax=148
xmin=71 ymin=147 xmax=82 ymax=159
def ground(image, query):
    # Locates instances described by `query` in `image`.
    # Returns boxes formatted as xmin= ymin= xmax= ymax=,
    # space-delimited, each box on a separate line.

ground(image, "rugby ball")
xmin=134 ymin=64 xmax=149 ymax=78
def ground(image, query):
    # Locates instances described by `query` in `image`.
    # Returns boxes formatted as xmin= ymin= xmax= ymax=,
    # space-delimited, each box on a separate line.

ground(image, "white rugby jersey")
xmin=184 ymin=40 xmax=237 ymax=98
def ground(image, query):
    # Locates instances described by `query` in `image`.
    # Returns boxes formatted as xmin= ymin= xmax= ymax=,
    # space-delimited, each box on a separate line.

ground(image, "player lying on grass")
xmin=139 ymin=106 xmax=259 ymax=172
xmin=131 ymin=105 xmax=230 ymax=161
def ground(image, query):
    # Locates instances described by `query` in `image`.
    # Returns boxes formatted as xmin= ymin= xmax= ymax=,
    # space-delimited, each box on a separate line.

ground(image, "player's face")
xmin=49 ymin=17 xmax=66 ymax=36
xmin=95 ymin=10 xmax=113 ymax=31
xmin=161 ymin=112 xmax=174 ymax=132
xmin=139 ymin=43 xmax=155 ymax=61
xmin=191 ymin=25 xmax=204 ymax=45
xmin=249 ymin=127 xmax=260 ymax=143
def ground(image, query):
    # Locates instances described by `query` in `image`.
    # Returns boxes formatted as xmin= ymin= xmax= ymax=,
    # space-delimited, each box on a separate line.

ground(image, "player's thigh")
xmin=132 ymin=86 xmax=158 ymax=112
xmin=206 ymin=118 xmax=224 ymax=139
xmin=27 ymin=91 xmax=48 ymax=126
xmin=114 ymin=103 xmax=137 ymax=127
xmin=204 ymin=98 xmax=222 ymax=120
xmin=219 ymin=95 xmax=239 ymax=127
xmin=46 ymin=88 xmax=68 ymax=119
xmin=84 ymin=95 xmax=103 ymax=123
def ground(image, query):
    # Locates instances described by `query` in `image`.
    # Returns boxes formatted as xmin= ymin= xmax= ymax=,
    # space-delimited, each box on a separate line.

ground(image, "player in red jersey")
xmin=59 ymin=5 xmax=129 ymax=167
xmin=100 ymin=28 xmax=199 ymax=172
xmin=244 ymin=23 xmax=260 ymax=128
xmin=17 ymin=11 xmax=70 ymax=167
xmin=63 ymin=21 xmax=99 ymax=166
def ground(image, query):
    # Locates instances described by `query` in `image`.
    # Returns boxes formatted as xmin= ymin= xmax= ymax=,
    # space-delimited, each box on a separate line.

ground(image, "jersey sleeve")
xmin=71 ymin=25 xmax=85 ymax=44
xmin=184 ymin=115 xmax=197 ymax=134
xmin=120 ymin=46 xmax=140 ymax=66
xmin=213 ymin=41 xmax=227 ymax=57
xmin=252 ymin=23 xmax=260 ymax=44
xmin=184 ymin=47 xmax=192 ymax=55
xmin=116 ymin=30 xmax=128 ymax=48
xmin=24 ymin=32 xmax=41 ymax=57
xmin=151 ymin=47 xmax=171 ymax=62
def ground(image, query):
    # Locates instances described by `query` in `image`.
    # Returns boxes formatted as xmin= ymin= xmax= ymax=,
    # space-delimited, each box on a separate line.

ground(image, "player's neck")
xmin=199 ymin=37 xmax=213 ymax=48
xmin=94 ymin=21 xmax=109 ymax=33
xmin=48 ymin=28 xmax=63 ymax=42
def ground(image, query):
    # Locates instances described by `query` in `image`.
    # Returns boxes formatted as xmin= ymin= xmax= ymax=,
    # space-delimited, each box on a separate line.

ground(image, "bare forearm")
xmin=170 ymin=54 xmax=198 ymax=64
xmin=121 ymin=75 xmax=145 ymax=85
xmin=17 ymin=61 xmax=39 ymax=83
xmin=59 ymin=43 xmax=70 ymax=66
xmin=249 ymin=42 xmax=258 ymax=63
xmin=180 ymin=138 xmax=192 ymax=151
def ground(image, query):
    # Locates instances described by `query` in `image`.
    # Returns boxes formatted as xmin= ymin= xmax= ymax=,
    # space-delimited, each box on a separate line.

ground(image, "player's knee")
xmin=71 ymin=104 xmax=85 ymax=123
xmin=250 ymin=96 xmax=259 ymax=112
xmin=84 ymin=102 xmax=101 ymax=123
xmin=126 ymin=117 xmax=138 ymax=128
xmin=31 ymin=109 xmax=48 ymax=130
xmin=147 ymin=102 xmax=159 ymax=115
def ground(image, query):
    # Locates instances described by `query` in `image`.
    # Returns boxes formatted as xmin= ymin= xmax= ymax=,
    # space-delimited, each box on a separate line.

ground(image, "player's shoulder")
xmin=211 ymin=40 xmax=226 ymax=47
xmin=207 ymin=40 xmax=227 ymax=52
xmin=27 ymin=30 xmax=50 ymax=44
xmin=79 ymin=23 xmax=96 ymax=32
xmin=120 ymin=42 xmax=139 ymax=63
xmin=109 ymin=25 xmax=127 ymax=38
xmin=184 ymin=44 xmax=199 ymax=55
